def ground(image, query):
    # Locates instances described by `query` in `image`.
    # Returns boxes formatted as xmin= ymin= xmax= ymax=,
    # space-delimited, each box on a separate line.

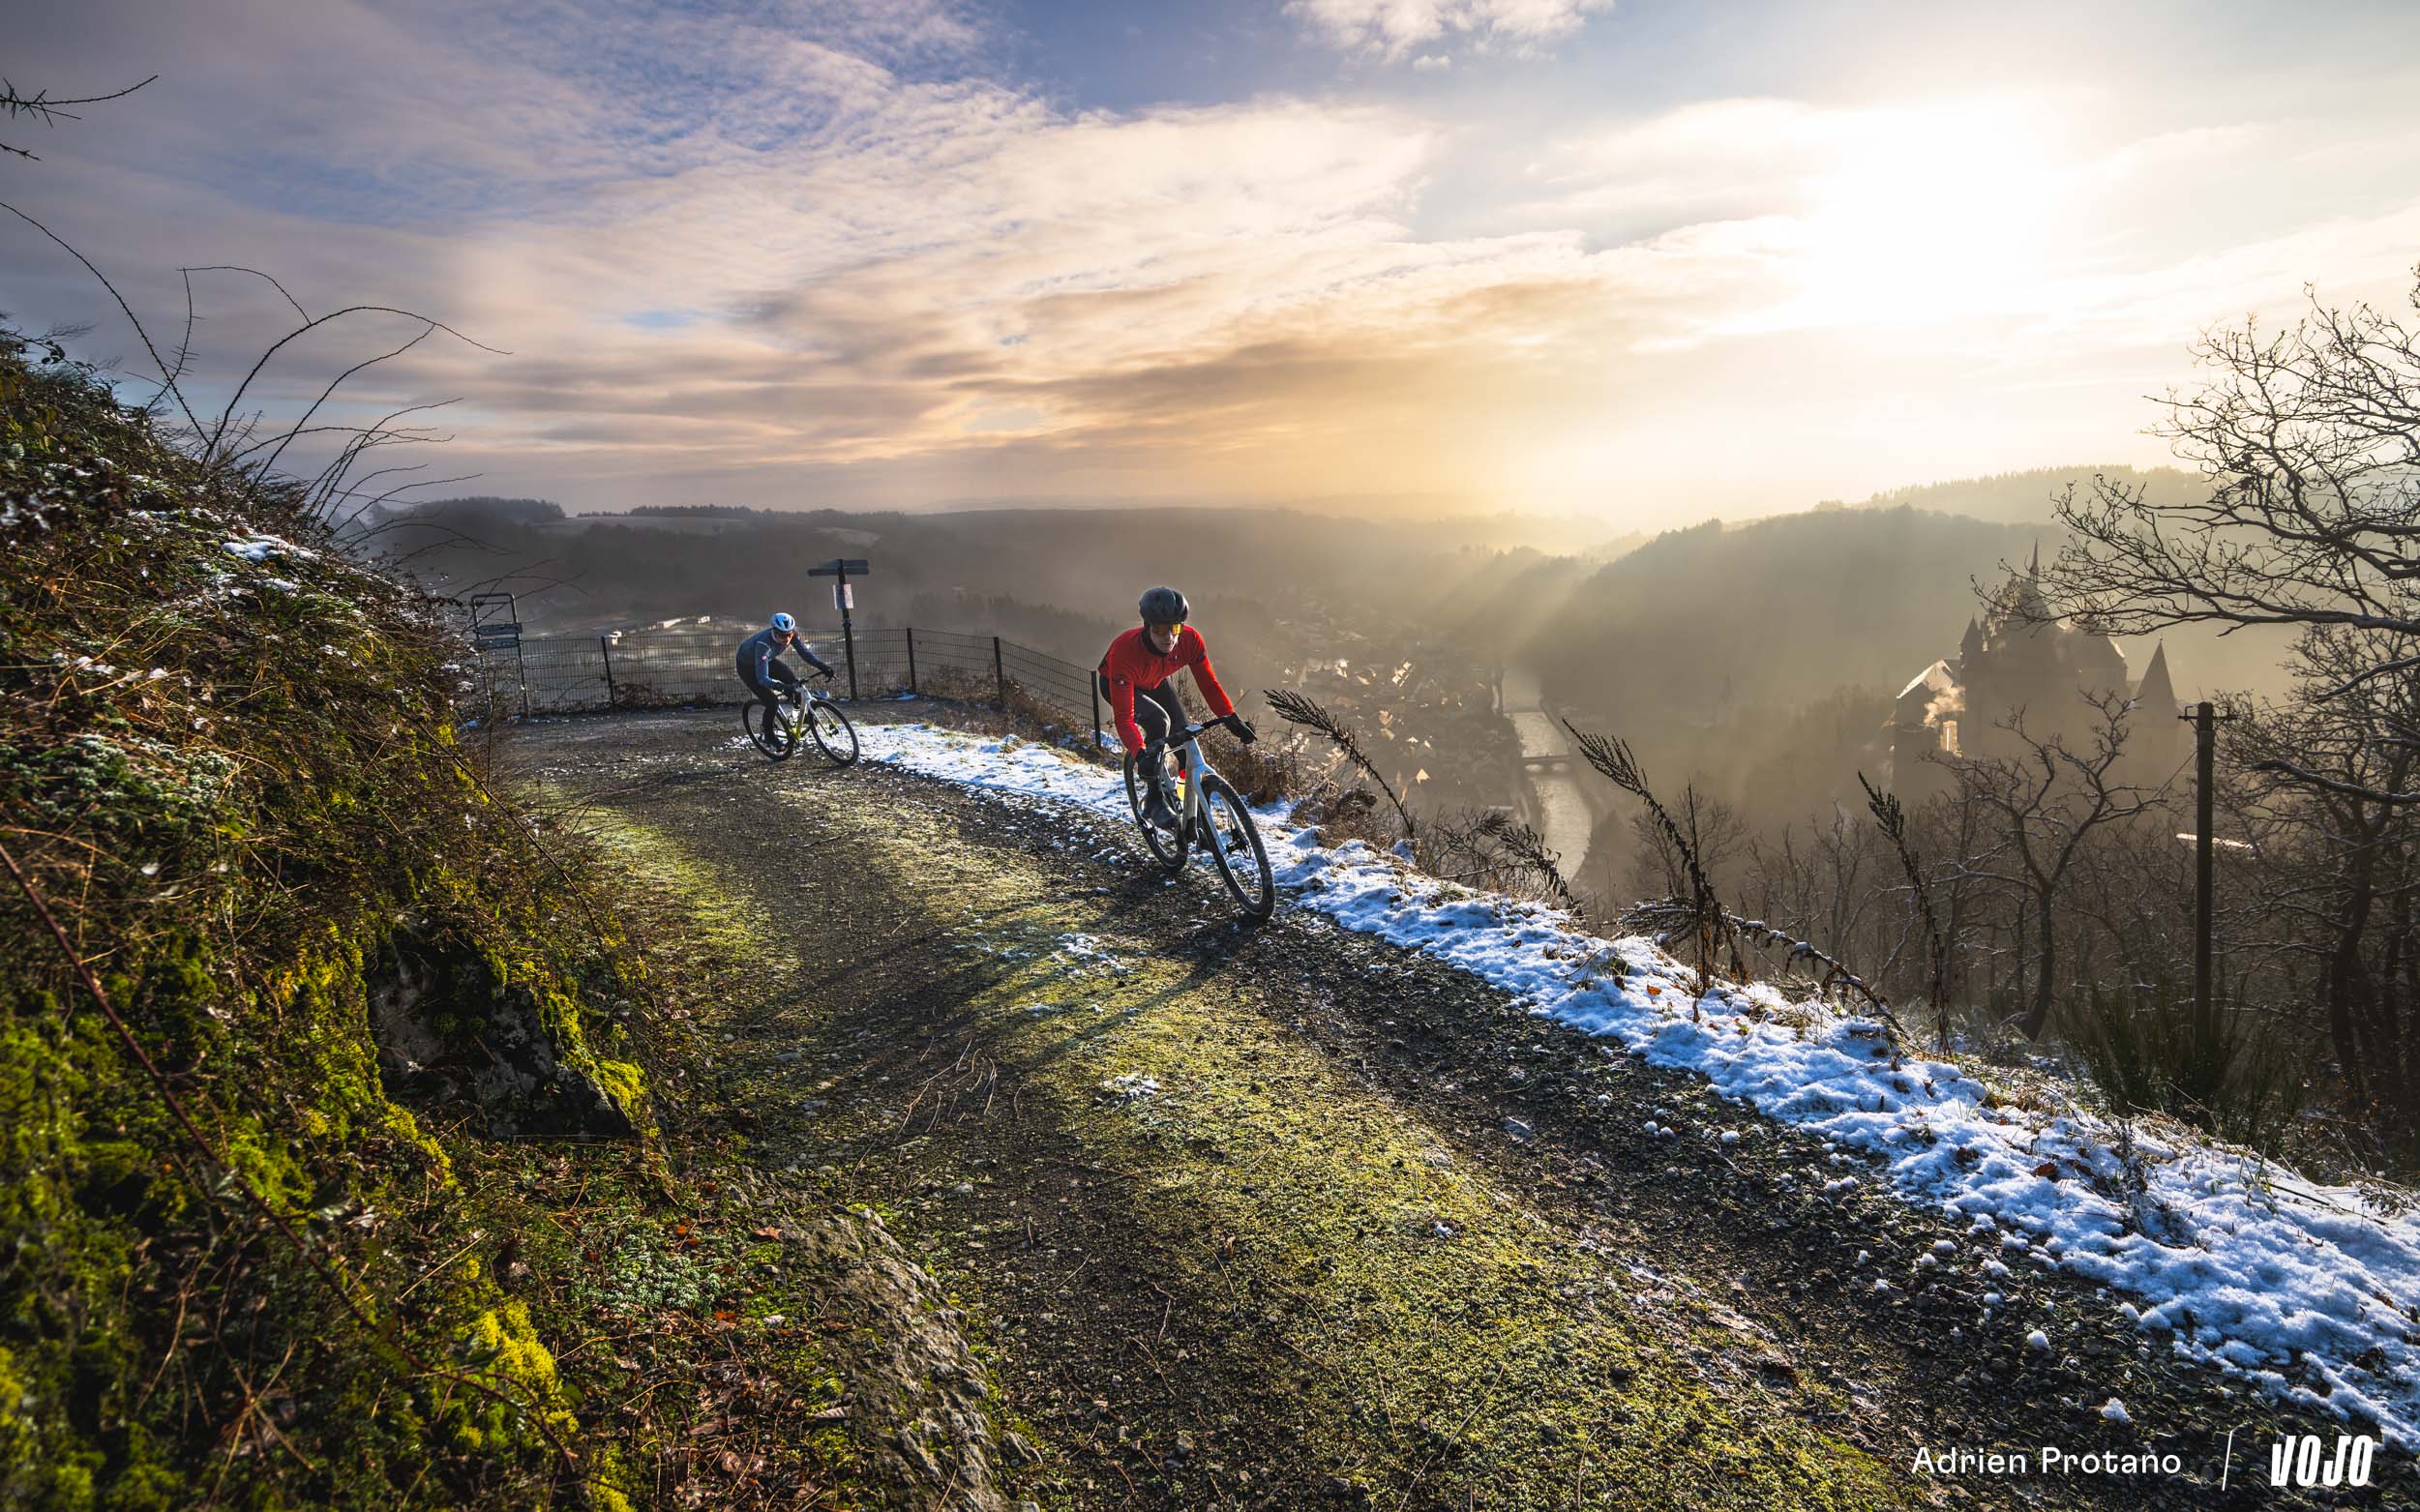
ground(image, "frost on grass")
xmin=1052 ymin=932 xmax=1123 ymax=973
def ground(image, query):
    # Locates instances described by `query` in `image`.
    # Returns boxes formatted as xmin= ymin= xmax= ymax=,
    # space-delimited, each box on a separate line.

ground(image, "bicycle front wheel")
xmin=743 ymin=698 xmax=795 ymax=760
xmin=1200 ymin=773 xmax=1275 ymax=920
xmin=1122 ymin=751 xmax=1188 ymax=872
xmin=808 ymin=697 xmax=858 ymax=765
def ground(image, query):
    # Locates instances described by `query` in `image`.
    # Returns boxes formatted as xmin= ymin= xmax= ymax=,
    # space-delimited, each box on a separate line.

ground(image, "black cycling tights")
xmin=745 ymin=663 xmax=801 ymax=726
xmin=1100 ymin=673 xmax=1185 ymax=754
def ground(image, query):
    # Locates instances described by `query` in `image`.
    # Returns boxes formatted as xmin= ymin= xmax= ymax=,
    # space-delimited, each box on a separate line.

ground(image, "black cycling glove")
xmin=1220 ymin=714 xmax=1257 ymax=745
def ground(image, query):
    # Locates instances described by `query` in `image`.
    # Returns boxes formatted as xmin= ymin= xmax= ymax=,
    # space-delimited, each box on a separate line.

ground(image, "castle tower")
xmin=1891 ymin=570 xmax=2186 ymax=801
xmin=2125 ymin=641 xmax=2183 ymax=784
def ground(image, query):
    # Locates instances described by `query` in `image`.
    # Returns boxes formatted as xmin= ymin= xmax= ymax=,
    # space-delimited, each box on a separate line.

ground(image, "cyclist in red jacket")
xmin=1099 ymin=586 xmax=1255 ymax=830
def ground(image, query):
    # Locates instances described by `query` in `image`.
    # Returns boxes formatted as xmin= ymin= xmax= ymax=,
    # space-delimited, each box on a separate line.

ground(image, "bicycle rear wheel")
xmin=1122 ymin=751 xmax=1188 ymax=871
xmin=808 ymin=697 xmax=859 ymax=765
xmin=1200 ymin=774 xmax=1275 ymax=919
xmin=743 ymin=696 xmax=797 ymax=760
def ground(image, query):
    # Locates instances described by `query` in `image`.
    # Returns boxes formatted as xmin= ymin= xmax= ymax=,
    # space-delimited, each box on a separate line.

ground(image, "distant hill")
xmin=1808 ymin=465 xmax=2200 ymax=525
xmin=1527 ymin=504 xmax=2290 ymax=727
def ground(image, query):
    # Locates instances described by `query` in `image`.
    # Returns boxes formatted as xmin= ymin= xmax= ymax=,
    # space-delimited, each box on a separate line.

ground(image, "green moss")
xmin=761 ymin=793 xmax=1913 ymax=1509
xmin=593 ymin=1058 xmax=645 ymax=1115
xmin=0 ymin=330 xmax=666 ymax=1507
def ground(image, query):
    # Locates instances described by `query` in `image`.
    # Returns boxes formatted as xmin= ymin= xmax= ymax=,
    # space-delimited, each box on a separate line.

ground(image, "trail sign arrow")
xmin=805 ymin=559 xmax=871 ymax=699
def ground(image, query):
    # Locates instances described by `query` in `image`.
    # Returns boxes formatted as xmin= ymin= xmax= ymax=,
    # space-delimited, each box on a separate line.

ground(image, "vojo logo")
xmin=2266 ymin=1434 xmax=2375 ymax=1491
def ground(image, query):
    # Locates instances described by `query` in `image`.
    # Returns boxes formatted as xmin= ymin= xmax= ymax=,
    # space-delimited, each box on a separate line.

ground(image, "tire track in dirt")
xmin=513 ymin=708 xmax=2372 ymax=1512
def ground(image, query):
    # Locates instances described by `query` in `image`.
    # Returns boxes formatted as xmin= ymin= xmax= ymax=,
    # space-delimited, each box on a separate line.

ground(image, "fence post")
xmin=842 ymin=620 xmax=859 ymax=702
xmin=598 ymin=636 xmax=617 ymax=711
xmin=906 ymin=628 xmax=917 ymax=697
xmin=993 ymin=636 xmax=1007 ymax=712
xmin=1090 ymin=670 xmax=1101 ymax=751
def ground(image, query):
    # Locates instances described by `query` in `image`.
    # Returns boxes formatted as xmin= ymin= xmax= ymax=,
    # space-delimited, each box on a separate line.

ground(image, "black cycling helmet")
xmin=1139 ymin=586 xmax=1189 ymax=626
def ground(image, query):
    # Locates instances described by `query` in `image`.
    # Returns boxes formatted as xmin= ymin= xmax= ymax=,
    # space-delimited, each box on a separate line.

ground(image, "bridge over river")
xmin=1501 ymin=666 xmax=1595 ymax=883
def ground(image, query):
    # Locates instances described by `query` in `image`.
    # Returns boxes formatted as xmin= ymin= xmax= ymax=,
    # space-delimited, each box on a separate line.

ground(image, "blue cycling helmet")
xmin=770 ymin=611 xmax=796 ymax=633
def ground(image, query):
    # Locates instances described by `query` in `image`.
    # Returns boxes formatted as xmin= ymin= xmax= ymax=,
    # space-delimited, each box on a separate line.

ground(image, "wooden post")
xmin=906 ymin=627 xmax=917 ymax=697
xmin=838 ymin=560 xmax=858 ymax=701
xmin=2192 ymin=700 xmax=2217 ymax=1036
xmin=994 ymin=636 xmax=1008 ymax=712
xmin=808 ymin=558 xmax=871 ymax=701
xmin=1090 ymin=668 xmax=1101 ymax=751
xmin=598 ymin=635 xmax=617 ymax=711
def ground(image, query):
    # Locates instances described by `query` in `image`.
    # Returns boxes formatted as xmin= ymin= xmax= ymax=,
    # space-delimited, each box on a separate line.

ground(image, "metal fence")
xmin=471 ymin=625 xmax=1118 ymax=743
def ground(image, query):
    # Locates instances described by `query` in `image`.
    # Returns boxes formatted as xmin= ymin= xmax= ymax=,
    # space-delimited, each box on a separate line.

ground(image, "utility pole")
xmin=2187 ymin=700 xmax=2219 ymax=1033
xmin=806 ymin=558 xmax=870 ymax=700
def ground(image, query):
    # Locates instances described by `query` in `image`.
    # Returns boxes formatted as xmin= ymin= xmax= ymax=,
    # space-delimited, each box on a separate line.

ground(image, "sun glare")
xmin=1776 ymin=102 xmax=2068 ymax=329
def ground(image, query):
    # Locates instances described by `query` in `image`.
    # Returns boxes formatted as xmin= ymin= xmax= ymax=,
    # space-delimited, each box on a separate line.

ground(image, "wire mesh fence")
xmin=468 ymin=624 xmax=1112 ymax=743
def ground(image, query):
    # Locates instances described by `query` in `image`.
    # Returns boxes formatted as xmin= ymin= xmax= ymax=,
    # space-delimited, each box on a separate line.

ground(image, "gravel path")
xmin=508 ymin=706 xmax=2371 ymax=1511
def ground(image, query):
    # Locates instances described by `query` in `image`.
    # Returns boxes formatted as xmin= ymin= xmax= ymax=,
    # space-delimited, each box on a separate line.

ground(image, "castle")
xmin=1890 ymin=551 xmax=2182 ymax=802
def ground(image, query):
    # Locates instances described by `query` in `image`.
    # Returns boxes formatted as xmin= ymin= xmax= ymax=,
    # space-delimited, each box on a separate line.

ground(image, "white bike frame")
xmin=776 ymin=682 xmax=835 ymax=739
xmin=1157 ymin=724 xmax=1222 ymax=832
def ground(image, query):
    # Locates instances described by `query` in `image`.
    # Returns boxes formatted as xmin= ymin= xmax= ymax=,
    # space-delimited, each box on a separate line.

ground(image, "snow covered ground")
xmin=855 ymin=720 xmax=2420 ymax=1447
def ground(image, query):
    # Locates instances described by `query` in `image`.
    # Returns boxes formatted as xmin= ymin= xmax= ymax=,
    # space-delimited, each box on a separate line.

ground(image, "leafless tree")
xmin=2226 ymin=635 xmax=2420 ymax=1146
xmin=1948 ymin=695 xmax=2169 ymax=1039
xmin=2035 ymin=270 xmax=2420 ymax=807
xmin=1 ymin=74 xmax=156 ymax=162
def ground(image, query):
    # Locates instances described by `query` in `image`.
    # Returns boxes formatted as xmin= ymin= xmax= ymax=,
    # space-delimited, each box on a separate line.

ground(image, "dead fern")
xmin=1267 ymin=688 xmax=1416 ymax=842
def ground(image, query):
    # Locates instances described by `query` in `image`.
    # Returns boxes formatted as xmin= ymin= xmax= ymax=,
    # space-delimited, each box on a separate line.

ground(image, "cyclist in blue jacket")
xmin=735 ymin=612 xmax=832 ymax=730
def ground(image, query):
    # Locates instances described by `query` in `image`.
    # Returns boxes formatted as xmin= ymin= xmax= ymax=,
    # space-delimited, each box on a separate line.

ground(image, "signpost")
xmin=806 ymin=558 xmax=870 ymax=700
xmin=467 ymin=592 xmax=527 ymax=719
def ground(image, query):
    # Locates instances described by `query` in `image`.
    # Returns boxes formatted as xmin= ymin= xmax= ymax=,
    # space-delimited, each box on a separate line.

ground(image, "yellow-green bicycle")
xmin=743 ymin=676 xmax=858 ymax=765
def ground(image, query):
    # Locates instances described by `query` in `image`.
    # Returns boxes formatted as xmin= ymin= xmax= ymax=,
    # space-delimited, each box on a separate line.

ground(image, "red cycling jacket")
xmin=1098 ymin=625 xmax=1236 ymax=753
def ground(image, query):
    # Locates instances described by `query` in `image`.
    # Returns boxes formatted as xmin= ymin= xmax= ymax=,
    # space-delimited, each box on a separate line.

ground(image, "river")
xmin=1500 ymin=667 xmax=1594 ymax=883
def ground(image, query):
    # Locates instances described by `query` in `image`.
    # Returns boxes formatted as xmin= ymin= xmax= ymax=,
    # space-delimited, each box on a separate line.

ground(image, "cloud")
xmin=1286 ymin=0 xmax=1611 ymax=62
xmin=5 ymin=3 xmax=2419 ymax=523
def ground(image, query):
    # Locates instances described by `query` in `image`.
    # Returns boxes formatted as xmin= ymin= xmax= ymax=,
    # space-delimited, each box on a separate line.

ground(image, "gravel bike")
xmin=1123 ymin=721 xmax=1275 ymax=920
xmin=743 ymin=674 xmax=858 ymax=764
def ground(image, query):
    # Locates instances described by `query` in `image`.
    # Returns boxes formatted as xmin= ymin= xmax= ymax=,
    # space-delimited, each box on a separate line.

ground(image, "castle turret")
xmin=2135 ymin=641 xmax=2176 ymax=715
xmin=2123 ymin=640 xmax=2184 ymax=782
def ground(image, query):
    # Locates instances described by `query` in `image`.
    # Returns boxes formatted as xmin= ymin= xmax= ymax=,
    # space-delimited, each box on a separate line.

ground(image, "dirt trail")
xmin=511 ymin=706 xmax=2364 ymax=1511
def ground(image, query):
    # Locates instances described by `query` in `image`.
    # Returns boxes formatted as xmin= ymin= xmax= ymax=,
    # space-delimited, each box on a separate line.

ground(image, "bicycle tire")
xmin=808 ymin=697 xmax=859 ymax=765
xmin=1122 ymin=750 xmax=1188 ymax=871
xmin=1200 ymin=773 xmax=1276 ymax=920
xmin=743 ymin=696 xmax=798 ymax=760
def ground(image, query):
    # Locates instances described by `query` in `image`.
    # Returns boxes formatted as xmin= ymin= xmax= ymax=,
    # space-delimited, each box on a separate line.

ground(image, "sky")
xmin=5 ymin=0 xmax=2418 ymax=525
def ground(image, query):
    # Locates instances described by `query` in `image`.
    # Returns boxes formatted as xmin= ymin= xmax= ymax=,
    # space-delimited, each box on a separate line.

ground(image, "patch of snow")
xmin=222 ymin=534 xmax=301 ymax=562
xmin=851 ymin=718 xmax=2420 ymax=1447
xmin=1052 ymin=933 xmax=1123 ymax=972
